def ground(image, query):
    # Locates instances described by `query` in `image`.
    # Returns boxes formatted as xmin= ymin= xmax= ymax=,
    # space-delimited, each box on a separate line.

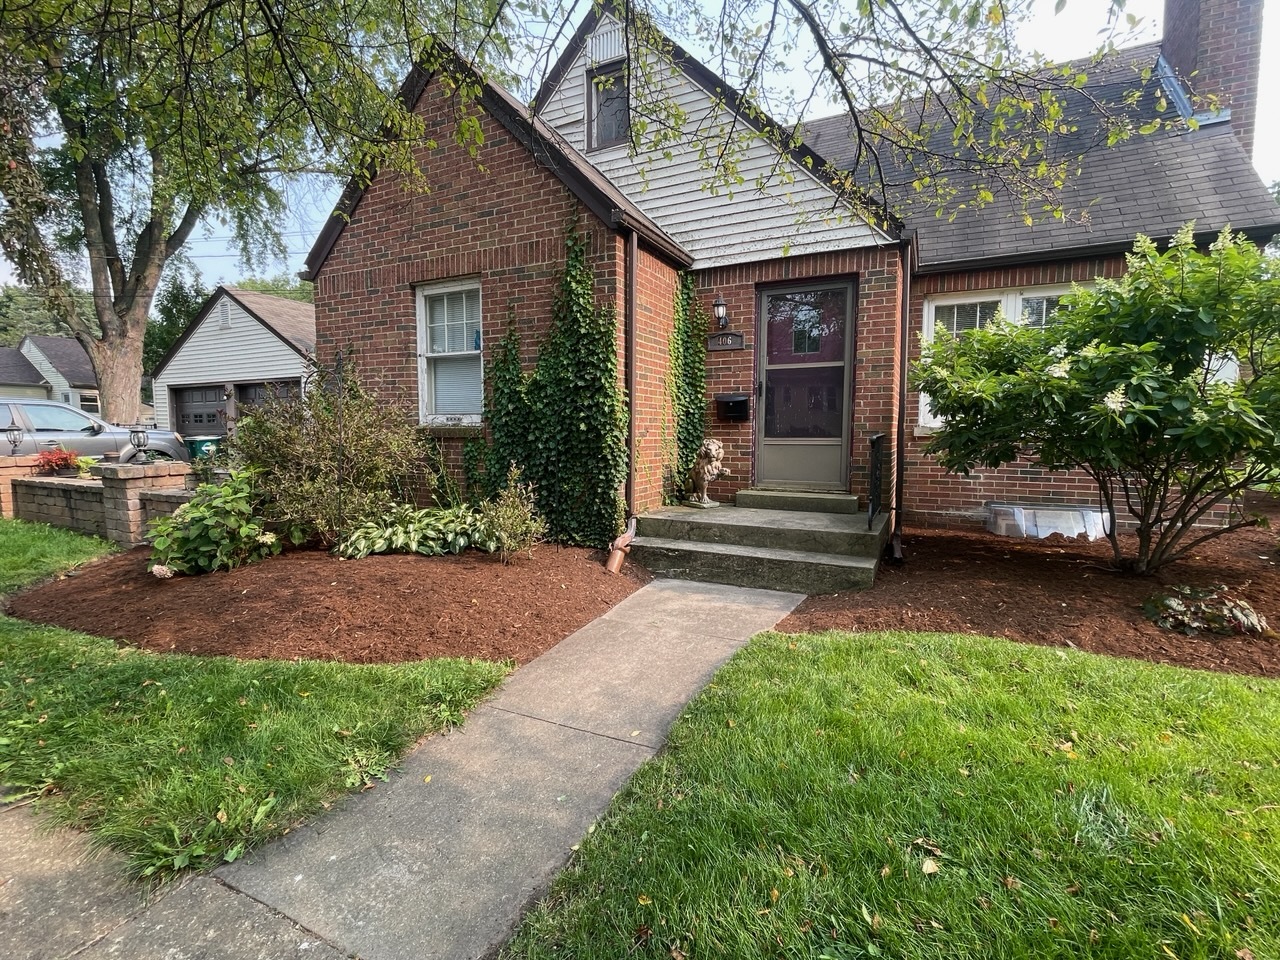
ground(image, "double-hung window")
xmin=418 ymin=282 xmax=482 ymax=424
xmin=918 ymin=285 xmax=1077 ymax=428
xmin=588 ymin=63 xmax=628 ymax=150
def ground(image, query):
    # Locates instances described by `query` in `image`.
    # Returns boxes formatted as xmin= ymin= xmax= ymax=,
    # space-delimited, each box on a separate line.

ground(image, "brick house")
xmin=302 ymin=0 xmax=1280 ymax=585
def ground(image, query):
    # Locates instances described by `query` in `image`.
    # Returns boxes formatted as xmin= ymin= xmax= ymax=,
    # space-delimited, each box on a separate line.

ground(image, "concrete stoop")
xmin=631 ymin=494 xmax=890 ymax=594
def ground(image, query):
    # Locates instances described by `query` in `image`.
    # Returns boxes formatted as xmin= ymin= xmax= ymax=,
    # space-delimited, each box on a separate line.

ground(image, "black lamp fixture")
xmin=128 ymin=425 xmax=151 ymax=461
xmin=6 ymin=420 xmax=23 ymax=455
xmin=712 ymin=295 xmax=728 ymax=329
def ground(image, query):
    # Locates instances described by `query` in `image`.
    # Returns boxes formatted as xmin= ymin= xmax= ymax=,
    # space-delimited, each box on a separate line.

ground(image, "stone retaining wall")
xmin=12 ymin=461 xmax=192 ymax=546
xmin=0 ymin=455 xmax=40 ymax=519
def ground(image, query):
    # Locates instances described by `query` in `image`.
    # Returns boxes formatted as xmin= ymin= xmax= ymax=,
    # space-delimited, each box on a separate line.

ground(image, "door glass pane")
xmin=764 ymin=366 xmax=844 ymax=439
xmin=766 ymin=289 xmax=847 ymax=365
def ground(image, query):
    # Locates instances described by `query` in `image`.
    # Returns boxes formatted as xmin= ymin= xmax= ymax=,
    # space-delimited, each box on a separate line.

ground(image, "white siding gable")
xmin=538 ymin=16 xmax=889 ymax=268
xmin=153 ymin=293 xmax=309 ymax=430
xmin=20 ymin=341 xmax=71 ymax=400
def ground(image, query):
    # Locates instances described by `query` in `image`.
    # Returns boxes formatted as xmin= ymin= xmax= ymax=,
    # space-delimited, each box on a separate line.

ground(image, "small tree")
xmin=913 ymin=225 xmax=1280 ymax=574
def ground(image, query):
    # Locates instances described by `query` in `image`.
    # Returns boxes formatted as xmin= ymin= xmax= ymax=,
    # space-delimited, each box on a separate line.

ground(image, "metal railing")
xmin=867 ymin=432 xmax=886 ymax=530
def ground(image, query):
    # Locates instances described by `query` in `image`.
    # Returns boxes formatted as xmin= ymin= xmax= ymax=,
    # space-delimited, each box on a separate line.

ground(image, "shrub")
xmin=338 ymin=504 xmax=489 ymax=559
xmin=913 ymin=225 xmax=1280 ymax=574
xmin=34 ymin=447 xmax=79 ymax=473
xmin=1143 ymin=584 xmax=1271 ymax=636
xmin=148 ymin=470 xmax=282 ymax=575
xmin=230 ymin=362 xmax=441 ymax=545
xmin=478 ymin=463 xmax=548 ymax=563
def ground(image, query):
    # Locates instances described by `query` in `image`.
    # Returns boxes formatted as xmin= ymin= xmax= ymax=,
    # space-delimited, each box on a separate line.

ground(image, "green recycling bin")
xmin=184 ymin=435 xmax=223 ymax=460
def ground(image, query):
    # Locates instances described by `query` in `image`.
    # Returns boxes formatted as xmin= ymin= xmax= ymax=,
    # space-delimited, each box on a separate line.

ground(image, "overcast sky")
xmin=5 ymin=0 xmax=1278 ymax=290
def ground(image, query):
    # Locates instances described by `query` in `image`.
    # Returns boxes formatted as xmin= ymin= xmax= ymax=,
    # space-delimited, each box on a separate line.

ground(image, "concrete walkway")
xmin=2 ymin=579 xmax=803 ymax=960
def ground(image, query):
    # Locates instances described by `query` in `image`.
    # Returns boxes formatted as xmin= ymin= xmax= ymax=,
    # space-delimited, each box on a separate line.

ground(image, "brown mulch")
xmin=778 ymin=494 xmax=1280 ymax=680
xmin=9 ymin=498 xmax=1280 ymax=679
xmin=8 ymin=546 xmax=650 ymax=665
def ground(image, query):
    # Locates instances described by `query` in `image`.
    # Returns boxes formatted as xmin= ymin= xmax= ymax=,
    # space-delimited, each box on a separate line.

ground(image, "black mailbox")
xmin=715 ymin=393 xmax=750 ymax=422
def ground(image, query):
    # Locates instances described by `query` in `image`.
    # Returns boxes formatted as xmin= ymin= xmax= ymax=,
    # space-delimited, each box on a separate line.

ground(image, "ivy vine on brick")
xmin=665 ymin=273 xmax=708 ymax=500
xmin=478 ymin=230 xmax=626 ymax=547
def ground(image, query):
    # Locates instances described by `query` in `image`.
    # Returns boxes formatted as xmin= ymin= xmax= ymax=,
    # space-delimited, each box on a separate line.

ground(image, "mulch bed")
xmin=778 ymin=494 xmax=1280 ymax=680
xmin=9 ymin=498 xmax=1280 ymax=679
xmin=8 ymin=546 xmax=650 ymax=665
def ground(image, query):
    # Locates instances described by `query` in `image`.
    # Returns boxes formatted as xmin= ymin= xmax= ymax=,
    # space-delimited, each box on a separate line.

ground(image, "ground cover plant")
xmin=0 ymin=518 xmax=113 ymax=594
xmin=504 ymin=631 xmax=1280 ymax=960
xmin=0 ymin=618 xmax=508 ymax=879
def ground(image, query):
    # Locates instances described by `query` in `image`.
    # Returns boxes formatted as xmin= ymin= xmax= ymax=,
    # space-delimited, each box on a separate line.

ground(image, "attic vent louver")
xmin=218 ymin=299 xmax=231 ymax=328
xmin=589 ymin=19 xmax=624 ymax=63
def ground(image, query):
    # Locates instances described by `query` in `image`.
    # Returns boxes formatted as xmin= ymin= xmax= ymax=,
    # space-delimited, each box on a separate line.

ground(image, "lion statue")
xmin=690 ymin=438 xmax=731 ymax=505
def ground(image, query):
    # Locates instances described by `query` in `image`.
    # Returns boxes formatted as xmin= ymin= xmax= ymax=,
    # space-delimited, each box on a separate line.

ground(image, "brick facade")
xmin=693 ymin=245 xmax=904 ymax=509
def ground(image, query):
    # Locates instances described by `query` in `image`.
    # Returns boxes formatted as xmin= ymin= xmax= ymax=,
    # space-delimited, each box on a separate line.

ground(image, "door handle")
xmin=755 ymin=380 xmax=763 ymax=398
xmin=41 ymin=440 xmax=59 ymax=447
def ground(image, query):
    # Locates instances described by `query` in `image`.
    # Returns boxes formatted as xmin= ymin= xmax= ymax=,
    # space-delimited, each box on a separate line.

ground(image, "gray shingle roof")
xmin=25 ymin=335 xmax=97 ymax=388
xmin=804 ymin=42 xmax=1280 ymax=271
xmin=0 ymin=347 xmax=46 ymax=387
xmin=224 ymin=290 xmax=316 ymax=354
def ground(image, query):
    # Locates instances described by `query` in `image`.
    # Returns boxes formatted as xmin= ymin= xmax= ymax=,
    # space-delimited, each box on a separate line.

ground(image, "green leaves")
xmin=912 ymin=226 xmax=1280 ymax=573
xmin=147 ymin=470 xmax=281 ymax=575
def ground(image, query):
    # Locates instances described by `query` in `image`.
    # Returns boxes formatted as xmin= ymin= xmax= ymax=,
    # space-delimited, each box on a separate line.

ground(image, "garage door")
xmin=173 ymin=386 xmax=226 ymax=435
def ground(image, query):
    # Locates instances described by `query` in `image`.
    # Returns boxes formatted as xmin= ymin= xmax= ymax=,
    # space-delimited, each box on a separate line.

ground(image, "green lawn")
xmin=504 ymin=631 xmax=1280 ymax=960
xmin=0 ymin=517 xmax=115 ymax=594
xmin=0 ymin=518 xmax=510 ymax=880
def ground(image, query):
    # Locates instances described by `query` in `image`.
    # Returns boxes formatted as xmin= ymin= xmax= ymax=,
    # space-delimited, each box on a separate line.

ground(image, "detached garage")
xmin=153 ymin=288 xmax=314 ymax=435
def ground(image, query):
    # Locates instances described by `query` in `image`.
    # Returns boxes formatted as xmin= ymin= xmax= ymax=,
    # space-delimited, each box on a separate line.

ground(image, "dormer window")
xmin=588 ymin=64 xmax=628 ymax=150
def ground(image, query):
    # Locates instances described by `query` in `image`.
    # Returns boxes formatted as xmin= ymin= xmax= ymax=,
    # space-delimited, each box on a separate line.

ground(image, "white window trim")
xmin=586 ymin=61 xmax=628 ymax=152
xmin=918 ymin=283 xmax=1083 ymax=430
xmin=416 ymin=279 xmax=483 ymax=426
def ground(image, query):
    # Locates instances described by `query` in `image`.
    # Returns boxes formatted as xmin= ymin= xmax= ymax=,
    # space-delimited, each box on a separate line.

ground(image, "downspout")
xmin=625 ymin=226 xmax=638 ymax=517
xmin=891 ymin=233 xmax=915 ymax=562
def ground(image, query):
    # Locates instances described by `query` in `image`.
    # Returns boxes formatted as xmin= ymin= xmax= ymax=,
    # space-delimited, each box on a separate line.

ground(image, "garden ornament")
xmin=689 ymin=438 xmax=731 ymax=507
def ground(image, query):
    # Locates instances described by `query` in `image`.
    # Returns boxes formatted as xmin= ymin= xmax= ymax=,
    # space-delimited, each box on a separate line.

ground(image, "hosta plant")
xmin=338 ymin=504 xmax=493 ymax=559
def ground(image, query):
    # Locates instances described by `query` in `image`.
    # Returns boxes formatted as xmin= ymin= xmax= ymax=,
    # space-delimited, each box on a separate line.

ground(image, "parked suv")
xmin=0 ymin=398 xmax=190 ymax=462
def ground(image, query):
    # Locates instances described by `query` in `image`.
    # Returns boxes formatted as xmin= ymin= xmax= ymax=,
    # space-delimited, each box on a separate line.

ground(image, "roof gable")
xmin=301 ymin=55 xmax=691 ymax=281
xmin=153 ymin=287 xmax=316 ymax=380
xmin=22 ymin=335 xmax=96 ymax=388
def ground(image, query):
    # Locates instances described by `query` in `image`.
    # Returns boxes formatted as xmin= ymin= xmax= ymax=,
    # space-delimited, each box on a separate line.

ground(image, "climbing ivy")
xmin=478 ymin=231 xmax=626 ymax=547
xmin=665 ymin=273 xmax=708 ymax=500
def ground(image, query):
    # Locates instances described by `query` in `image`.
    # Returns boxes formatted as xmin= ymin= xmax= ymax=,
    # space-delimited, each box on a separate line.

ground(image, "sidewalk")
xmin=2 ymin=578 xmax=803 ymax=960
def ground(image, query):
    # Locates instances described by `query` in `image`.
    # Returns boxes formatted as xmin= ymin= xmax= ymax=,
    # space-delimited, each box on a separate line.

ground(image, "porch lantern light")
xmin=129 ymin=425 xmax=151 ymax=460
xmin=712 ymin=295 xmax=728 ymax=329
xmin=6 ymin=420 xmax=23 ymax=455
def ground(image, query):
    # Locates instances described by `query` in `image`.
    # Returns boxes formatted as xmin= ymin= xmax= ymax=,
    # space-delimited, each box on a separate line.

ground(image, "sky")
xmin=4 ymin=0 xmax=1279 ymax=290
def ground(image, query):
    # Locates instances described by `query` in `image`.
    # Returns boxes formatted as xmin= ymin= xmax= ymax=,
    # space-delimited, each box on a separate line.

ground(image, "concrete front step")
xmin=630 ymin=537 xmax=879 ymax=594
xmin=639 ymin=506 xmax=888 ymax=558
xmin=734 ymin=489 xmax=861 ymax=514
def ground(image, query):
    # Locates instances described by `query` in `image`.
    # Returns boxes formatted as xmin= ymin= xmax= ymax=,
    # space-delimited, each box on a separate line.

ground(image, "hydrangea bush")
xmin=913 ymin=225 xmax=1280 ymax=574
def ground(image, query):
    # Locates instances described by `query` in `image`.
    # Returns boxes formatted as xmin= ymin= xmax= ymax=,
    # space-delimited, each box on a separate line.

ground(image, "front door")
xmin=756 ymin=282 xmax=854 ymax=490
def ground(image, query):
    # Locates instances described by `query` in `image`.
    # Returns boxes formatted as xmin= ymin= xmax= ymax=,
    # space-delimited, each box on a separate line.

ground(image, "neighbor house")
xmin=152 ymin=287 xmax=316 ymax=436
xmin=300 ymin=0 xmax=1280 ymax=585
xmin=19 ymin=335 xmax=99 ymax=412
xmin=0 ymin=347 xmax=49 ymax=399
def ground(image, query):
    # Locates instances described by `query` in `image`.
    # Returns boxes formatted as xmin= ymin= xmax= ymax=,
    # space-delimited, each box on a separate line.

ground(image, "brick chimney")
xmin=1162 ymin=0 xmax=1265 ymax=158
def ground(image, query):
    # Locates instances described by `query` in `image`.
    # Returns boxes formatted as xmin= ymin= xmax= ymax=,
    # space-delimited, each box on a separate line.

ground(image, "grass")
xmin=503 ymin=631 xmax=1280 ymax=960
xmin=0 ymin=517 xmax=114 ymax=594
xmin=0 ymin=517 xmax=510 ymax=880
xmin=0 ymin=619 xmax=509 ymax=879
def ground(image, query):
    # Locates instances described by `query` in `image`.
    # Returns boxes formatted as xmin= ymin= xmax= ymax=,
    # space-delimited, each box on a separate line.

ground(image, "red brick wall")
xmin=631 ymin=245 xmax=681 ymax=513
xmin=312 ymin=79 xmax=625 ymax=491
xmin=1162 ymin=0 xmax=1264 ymax=157
xmin=905 ymin=256 xmax=1128 ymax=527
xmin=693 ymin=245 xmax=904 ymax=508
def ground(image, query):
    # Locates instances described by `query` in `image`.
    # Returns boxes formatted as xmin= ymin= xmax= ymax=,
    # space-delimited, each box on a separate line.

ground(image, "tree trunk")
xmin=84 ymin=313 xmax=148 ymax=425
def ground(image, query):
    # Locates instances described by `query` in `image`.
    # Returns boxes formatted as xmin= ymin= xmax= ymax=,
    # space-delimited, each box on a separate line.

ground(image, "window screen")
xmin=591 ymin=67 xmax=628 ymax=149
xmin=1020 ymin=295 xmax=1064 ymax=328
xmin=422 ymin=287 xmax=482 ymax=417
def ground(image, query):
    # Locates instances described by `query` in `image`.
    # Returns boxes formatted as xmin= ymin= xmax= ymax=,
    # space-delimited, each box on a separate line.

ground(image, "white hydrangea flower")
xmin=1046 ymin=361 xmax=1070 ymax=378
xmin=151 ymin=564 xmax=174 ymax=579
xmin=256 ymin=531 xmax=277 ymax=546
xmin=1103 ymin=386 xmax=1127 ymax=413
xmin=1192 ymin=408 xmax=1210 ymax=424
xmin=1049 ymin=343 xmax=1068 ymax=359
